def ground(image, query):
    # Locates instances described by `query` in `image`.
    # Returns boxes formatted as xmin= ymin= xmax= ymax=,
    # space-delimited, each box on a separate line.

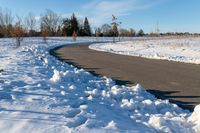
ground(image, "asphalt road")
xmin=51 ymin=43 xmax=200 ymax=111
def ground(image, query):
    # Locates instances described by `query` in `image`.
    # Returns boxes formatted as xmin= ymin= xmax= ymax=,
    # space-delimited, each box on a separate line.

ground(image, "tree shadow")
xmin=0 ymin=108 xmax=68 ymax=125
xmin=147 ymin=89 xmax=200 ymax=111
xmin=51 ymin=51 xmax=134 ymax=86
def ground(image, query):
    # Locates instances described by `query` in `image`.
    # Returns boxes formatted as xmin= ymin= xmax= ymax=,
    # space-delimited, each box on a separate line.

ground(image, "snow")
xmin=0 ymin=37 xmax=200 ymax=133
xmin=188 ymin=105 xmax=200 ymax=132
xmin=50 ymin=69 xmax=61 ymax=82
xmin=105 ymin=120 xmax=117 ymax=130
xmin=89 ymin=37 xmax=200 ymax=64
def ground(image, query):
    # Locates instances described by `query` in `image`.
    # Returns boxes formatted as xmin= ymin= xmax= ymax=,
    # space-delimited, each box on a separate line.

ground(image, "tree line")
xmin=0 ymin=9 xmax=93 ymax=38
xmin=0 ymin=8 xmax=145 ymax=39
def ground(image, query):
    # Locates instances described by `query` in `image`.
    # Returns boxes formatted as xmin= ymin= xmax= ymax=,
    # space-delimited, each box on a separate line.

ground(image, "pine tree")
xmin=78 ymin=23 xmax=85 ymax=36
xmin=83 ymin=17 xmax=91 ymax=36
xmin=137 ymin=29 xmax=145 ymax=36
xmin=70 ymin=13 xmax=79 ymax=34
xmin=62 ymin=18 xmax=72 ymax=36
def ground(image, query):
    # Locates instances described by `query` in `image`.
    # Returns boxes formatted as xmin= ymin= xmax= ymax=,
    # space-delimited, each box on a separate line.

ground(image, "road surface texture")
xmin=51 ymin=43 xmax=200 ymax=111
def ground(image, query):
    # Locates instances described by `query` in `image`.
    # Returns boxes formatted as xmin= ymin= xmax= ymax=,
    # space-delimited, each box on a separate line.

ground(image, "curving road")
xmin=51 ymin=43 xmax=200 ymax=111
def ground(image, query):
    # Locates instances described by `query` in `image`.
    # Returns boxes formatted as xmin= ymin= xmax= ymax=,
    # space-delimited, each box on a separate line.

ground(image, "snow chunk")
xmin=111 ymin=86 xmax=120 ymax=95
xmin=44 ymin=58 xmax=48 ymax=64
xmin=134 ymin=84 xmax=145 ymax=93
xmin=80 ymin=105 xmax=88 ymax=110
xmin=105 ymin=120 xmax=117 ymax=130
xmin=121 ymin=99 xmax=135 ymax=110
xmin=69 ymin=85 xmax=76 ymax=90
xmin=60 ymin=91 xmax=66 ymax=96
xmin=50 ymin=69 xmax=61 ymax=82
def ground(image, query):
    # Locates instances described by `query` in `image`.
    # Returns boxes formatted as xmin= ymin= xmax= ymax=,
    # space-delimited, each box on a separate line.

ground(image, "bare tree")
xmin=41 ymin=30 xmax=48 ymax=43
xmin=0 ymin=8 xmax=4 ymax=37
xmin=111 ymin=14 xmax=121 ymax=43
xmin=25 ymin=12 xmax=36 ymax=36
xmin=40 ymin=9 xmax=61 ymax=36
xmin=0 ymin=8 xmax=3 ymax=25
xmin=11 ymin=16 xmax=25 ymax=47
xmin=4 ymin=9 xmax=13 ymax=27
xmin=101 ymin=24 xmax=112 ymax=36
xmin=0 ymin=8 xmax=13 ymax=37
xmin=72 ymin=31 xmax=77 ymax=41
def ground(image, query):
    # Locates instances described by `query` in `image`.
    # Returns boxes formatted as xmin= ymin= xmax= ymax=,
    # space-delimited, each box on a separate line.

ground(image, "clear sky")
xmin=0 ymin=0 xmax=200 ymax=33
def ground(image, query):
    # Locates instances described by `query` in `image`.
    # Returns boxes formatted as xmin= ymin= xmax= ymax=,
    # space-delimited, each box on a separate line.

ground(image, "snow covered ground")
xmin=0 ymin=37 xmax=200 ymax=133
xmin=89 ymin=37 xmax=200 ymax=64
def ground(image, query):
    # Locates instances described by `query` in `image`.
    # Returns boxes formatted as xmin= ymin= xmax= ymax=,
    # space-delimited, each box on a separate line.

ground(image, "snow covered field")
xmin=89 ymin=37 xmax=200 ymax=64
xmin=0 ymin=37 xmax=200 ymax=133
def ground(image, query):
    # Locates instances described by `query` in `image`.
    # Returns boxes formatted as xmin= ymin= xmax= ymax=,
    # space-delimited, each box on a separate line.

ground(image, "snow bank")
xmin=89 ymin=37 xmax=200 ymax=64
xmin=0 ymin=37 xmax=199 ymax=133
xmin=188 ymin=105 xmax=200 ymax=132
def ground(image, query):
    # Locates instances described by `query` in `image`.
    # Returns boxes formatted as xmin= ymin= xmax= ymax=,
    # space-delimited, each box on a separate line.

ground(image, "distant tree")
xmin=41 ymin=30 xmax=48 ymax=43
xmin=112 ymin=23 xmax=118 ymax=37
xmin=119 ymin=28 xmax=129 ymax=36
xmin=62 ymin=18 xmax=72 ymax=36
xmin=41 ymin=9 xmax=61 ymax=36
xmin=62 ymin=13 xmax=79 ymax=37
xmin=25 ymin=12 xmax=36 ymax=36
xmin=101 ymin=24 xmax=112 ymax=36
xmin=83 ymin=17 xmax=91 ymax=36
xmin=95 ymin=28 xmax=103 ymax=37
xmin=0 ymin=25 xmax=4 ymax=38
xmin=11 ymin=22 xmax=25 ymax=47
xmin=78 ymin=23 xmax=85 ymax=36
xmin=129 ymin=28 xmax=136 ymax=37
xmin=111 ymin=15 xmax=120 ymax=42
xmin=0 ymin=8 xmax=13 ymax=37
xmin=137 ymin=29 xmax=145 ymax=36
xmin=72 ymin=31 xmax=77 ymax=41
xmin=118 ymin=28 xmax=136 ymax=40
xmin=70 ymin=13 xmax=79 ymax=35
xmin=56 ymin=25 xmax=62 ymax=36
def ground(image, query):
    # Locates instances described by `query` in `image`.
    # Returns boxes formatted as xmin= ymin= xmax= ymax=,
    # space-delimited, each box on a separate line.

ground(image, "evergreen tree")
xmin=83 ymin=17 xmax=91 ymax=36
xmin=78 ymin=23 xmax=85 ymax=36
xmin=137 ymin=29 xmax=145 ymax=36
xmin=62 ymin=18 xmax=72 ymax=36
xmin=70 ymin=13 xmax=79 ymax=34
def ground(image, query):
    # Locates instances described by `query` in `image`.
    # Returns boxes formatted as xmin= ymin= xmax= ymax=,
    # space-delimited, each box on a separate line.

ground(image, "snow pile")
xmin=0 ymin=37 xmax=200 ymax=133
xmin=188 ymin=105 xmax=200 ymax=132
xmin=89 ymin=37 xmax=200 ymax=64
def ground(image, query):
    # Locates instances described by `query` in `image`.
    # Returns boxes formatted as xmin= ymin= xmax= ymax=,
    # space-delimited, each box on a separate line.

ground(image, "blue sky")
xmin=0 ymin=0 xmax=200 ymax=33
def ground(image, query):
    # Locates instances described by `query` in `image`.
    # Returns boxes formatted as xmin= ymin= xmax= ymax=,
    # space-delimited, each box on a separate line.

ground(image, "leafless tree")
xmin=0 ymin=8 xmax=13 ymax=37
xmin=25 ymin=12 xmax=36 ymax=36
xmin=111 ymin=14 xmax=121 ymax=43
xmin=4 ymin=9 xmax=13 ymax=26
xmin=72 ymin=31 xmax=77 ymax=41
xmin=11 ymin=16 xmax=25 ymax=47
xmin=101 ymin=24 xmax=112 ymax=36
xmin=40 ymin=9 xmax=61 ymax=36
xmin=0 ymin=8 xmax=3 ymax=25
